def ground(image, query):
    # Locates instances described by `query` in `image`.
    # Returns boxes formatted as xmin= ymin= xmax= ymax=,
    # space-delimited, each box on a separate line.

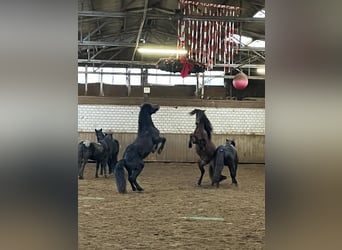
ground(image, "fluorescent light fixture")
xmin=256 ymin=67 xmax=265 ymax=75
xmin=137 ymin=48 xmax=187 ymax=54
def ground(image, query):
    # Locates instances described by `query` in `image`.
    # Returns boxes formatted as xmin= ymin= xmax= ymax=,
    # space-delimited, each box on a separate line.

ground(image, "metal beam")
xmin=78 ymin=41 xmax=136 ymax=47
xmin=78 ymin=11 xmax=265 ymax=23
xmin=78 ymin=59 xmax=156 ymax=66
xmin=78 ymin=58 xmax=264 ymax=69
xmin=83 ymin=21 xmax=110 ymax=41
xmin=78 ymin=40 xmax=265 ymax=52
xmin=131 ymin=0 xmax=148 ymax=61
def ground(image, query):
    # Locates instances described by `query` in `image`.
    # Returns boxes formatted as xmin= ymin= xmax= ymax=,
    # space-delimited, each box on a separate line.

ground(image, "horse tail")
xmin=114 ymin=139 xmax=119 ymax=156
xmin=78 ymin=141 xmax=90 ymax=162
xmin=213 ymin=147 xmax=225 ymax=183
xmin=114 ymin=159 xmax=127 ymax=193
xmin=78 ymin=142 xmax=84 ymax=164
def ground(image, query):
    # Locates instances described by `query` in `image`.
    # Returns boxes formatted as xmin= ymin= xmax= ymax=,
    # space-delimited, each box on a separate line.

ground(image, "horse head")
xmin=226 ymin=138 xmax=236 ymax=147
xmin=189 ymin=109 xmax=205 ymax=125
xmin=95 ymin=128 xmax=105 ymax=141
xmin=140 ymin=103 xmax=160 ymax=115
xmin=189 ymin=109 xmax=213 ymax=140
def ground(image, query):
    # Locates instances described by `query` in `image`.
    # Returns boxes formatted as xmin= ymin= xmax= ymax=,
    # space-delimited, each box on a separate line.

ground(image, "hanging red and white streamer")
xmin=177 ymin=0 xmax=240 ymax=72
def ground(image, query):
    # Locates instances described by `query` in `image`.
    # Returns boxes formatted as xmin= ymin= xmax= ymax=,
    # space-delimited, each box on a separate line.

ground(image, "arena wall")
xmin=78 ymin=97 xmax=265 ymax=163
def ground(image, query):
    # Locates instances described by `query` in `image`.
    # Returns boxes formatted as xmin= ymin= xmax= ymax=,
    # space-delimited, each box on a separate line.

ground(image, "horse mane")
xmin=138 ymin=104 xmax=154 ymax=134
xmin=201 ymin=114 xmax=213 ymax=140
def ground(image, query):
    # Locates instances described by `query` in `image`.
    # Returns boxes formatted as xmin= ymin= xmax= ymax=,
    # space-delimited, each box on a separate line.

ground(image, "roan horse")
xmin=114 ymin=103 xmax=166 ymax=193
xmin=210 ymin=139 xmax=238 ymax=187
xmin=78 ymin=133 xmax=115 ymax=179
xmin=188 ymin=109 xmax=226 ymax=186
xmin=95 ymin=128 xmax=120 ymax=176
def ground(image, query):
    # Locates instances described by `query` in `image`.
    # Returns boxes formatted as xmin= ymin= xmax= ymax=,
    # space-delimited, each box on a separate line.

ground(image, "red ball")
xmin=232 ymin=72 xmax=248 ymax=90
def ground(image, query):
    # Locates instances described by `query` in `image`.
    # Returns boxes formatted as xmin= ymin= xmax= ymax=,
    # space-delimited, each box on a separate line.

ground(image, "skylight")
xmin=231 ymin=34 xmax=253 ymax=47
xmin=253 ymin=9 xmax=265 ymax=18
xmin=248 ymin=40 xmax=265 ymax=48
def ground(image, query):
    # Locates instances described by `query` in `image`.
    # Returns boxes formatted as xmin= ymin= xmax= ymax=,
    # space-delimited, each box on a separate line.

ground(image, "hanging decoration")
xmin=177 ymin=0 xmax=240 ymax=72
xmin=156 ymin=56 xmax=205 ymax=77
xmin=232 ymin=71 xmax=248 ymax=90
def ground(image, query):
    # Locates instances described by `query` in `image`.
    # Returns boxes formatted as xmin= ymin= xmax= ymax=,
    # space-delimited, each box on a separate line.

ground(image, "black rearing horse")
xmin=114 ymin=103 xmax=166 ymax=193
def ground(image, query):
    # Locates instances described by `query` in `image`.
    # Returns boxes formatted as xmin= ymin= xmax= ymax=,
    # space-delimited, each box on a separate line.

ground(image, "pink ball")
xmin=232 ymin=73 xmax=248 ymax=90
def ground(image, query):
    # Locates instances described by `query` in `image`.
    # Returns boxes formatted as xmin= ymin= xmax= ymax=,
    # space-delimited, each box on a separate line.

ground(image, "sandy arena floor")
xmin=78 ymin=162 xmax=265 ymax=249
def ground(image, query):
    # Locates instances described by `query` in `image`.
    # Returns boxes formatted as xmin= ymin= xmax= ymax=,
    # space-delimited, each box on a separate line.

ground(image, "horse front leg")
xmin=95 ymin=161 xmax=101 ymax=178
xmin=151 ymin=143 xmax=158 ymax=153
xmin=157 ymin=137 xmax=166 ymax=154
xmin=102 ymin=160 xmax=107 ymax=178
xmin=188 ymin=134 xmax=194 ymax=148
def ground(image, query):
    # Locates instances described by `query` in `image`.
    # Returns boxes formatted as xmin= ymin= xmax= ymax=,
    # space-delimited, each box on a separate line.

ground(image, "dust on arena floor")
xmin=78 ymin=162 xmax=265 ymax=249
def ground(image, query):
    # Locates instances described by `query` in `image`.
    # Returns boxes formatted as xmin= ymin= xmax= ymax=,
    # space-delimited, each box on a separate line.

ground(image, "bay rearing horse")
xmin=188 ymin=109 xmax=226 ymax=186
xmin=114 ymin=103 xmax=166 ymax=193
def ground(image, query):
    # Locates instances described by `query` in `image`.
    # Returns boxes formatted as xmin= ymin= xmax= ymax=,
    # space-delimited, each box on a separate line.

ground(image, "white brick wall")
xmin=78 ymin=104 xmax=265 ymax=135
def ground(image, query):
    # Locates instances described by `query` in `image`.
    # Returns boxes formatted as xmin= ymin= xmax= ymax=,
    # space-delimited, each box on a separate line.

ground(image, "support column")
xmin=84 ymin=65 xmax=88 ymax=95
xmin=100 ymin=69 xmax=104 ymax=96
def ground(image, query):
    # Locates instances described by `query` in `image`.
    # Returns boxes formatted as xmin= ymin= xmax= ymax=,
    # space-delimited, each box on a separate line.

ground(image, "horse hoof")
xmin=137 ymin=189 xmax=144 ymax=192
xmin=79 ymin=176 xmax=83 ymax=180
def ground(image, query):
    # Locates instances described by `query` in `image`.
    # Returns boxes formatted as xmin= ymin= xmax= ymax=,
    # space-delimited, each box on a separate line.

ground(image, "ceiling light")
xmin=256 ymin=67 xmax=265 ymax=75
xmin=137 ymin=48 xmax=187 ymax=55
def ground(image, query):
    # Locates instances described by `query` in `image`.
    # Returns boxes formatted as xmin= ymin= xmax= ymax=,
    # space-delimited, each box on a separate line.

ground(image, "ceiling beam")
xmin=78 ymin=11 xmax=265 ymax=23
xmin=78 ymin=40 xmax=264 ymax=51
xmin=78 ymin=59 xmax=264 ymax=69
xmin=78 ymin=41 xmax=136 ymax=47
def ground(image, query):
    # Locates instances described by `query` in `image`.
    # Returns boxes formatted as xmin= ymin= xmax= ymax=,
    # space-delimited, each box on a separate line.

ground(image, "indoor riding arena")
xmin=78 ymin=0 xmax=265 ymax=249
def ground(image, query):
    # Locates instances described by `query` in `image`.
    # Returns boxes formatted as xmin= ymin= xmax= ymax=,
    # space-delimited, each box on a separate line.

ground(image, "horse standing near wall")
xmin=114 ymin=103 xmax=166 ymax=193
xmin=188 ymin=109 xmax=226 ymax=186
xmin=210 ymin=139 xmax=238 ymax=187
xmin=78 ymin=134 xmax=114 ymax=179
xmin=95 ymin=128 xmax=120 ymax=176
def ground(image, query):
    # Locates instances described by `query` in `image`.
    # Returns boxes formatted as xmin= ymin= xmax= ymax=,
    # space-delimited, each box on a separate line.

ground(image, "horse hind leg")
xmin=129 ymin=163 xmax=144 ymax=192
xmin=78 ymin=160 xmax=87 ymax=179
xmin=228 ymin=164 xmax=238 ymax=186
xmin=126 ymin=167 xmax=136 ymax=191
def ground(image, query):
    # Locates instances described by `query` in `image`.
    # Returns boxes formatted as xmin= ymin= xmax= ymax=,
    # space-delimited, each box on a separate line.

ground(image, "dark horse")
xmin=210 ymin=139 xmax=239 ymax=187
xmin=78 ymin=134 xmax=114 ymax=179
xmin=114 ymin=103 xmax=166 ymax=193
xmin=95 ymin=128 xmax=120 ymax=176
xmin=188 ymin=109 xmax=226 ymax=186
